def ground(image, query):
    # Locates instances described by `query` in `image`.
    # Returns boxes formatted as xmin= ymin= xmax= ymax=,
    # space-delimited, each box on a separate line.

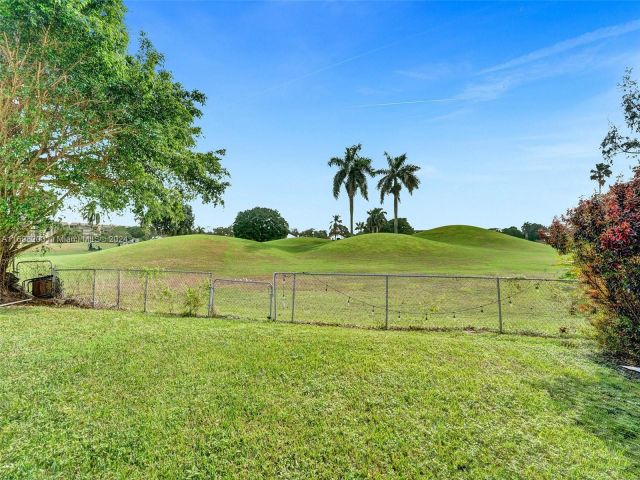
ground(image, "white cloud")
xmin=480 ymin=18 xmax=640 ymax=74
xmin=395 ymin=63 xmax=453 ymax=81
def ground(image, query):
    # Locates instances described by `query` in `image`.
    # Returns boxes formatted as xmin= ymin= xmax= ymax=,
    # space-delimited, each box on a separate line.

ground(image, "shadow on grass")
xmin=542 ymin=354 xmax=640 ymax=476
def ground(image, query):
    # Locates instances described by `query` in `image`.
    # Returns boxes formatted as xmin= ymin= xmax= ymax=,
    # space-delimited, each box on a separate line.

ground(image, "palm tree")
xmin=328 ymin=144 xmax=375 ymax=234
xmin=355 ymin=221 xmax=367 ymax=234
xmin=366 ymin=208 xmax=387 ymax=233
xmin=81 ymin=202 xmax=102 ymax=242
xmin=377 ymin=153 xmax=421 ymax=234
xmin=329 ymin=214 xmax=345 ymax=240
xmin=590 ymin=162 xmax=612 ymax=193
xmin=81 ymin=202 xmax=101 ymax=228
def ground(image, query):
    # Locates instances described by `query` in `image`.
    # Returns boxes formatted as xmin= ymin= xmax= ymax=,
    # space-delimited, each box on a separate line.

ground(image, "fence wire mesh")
xmin=274 ymin=273 xmax=589 ymax=337
xmin=54 ymin=269 xmax=272 ymax=320
xmin=212 ymin=279 xmax=273 ymax=320
xmin=52 ymin=268 xmax=589 ymax=337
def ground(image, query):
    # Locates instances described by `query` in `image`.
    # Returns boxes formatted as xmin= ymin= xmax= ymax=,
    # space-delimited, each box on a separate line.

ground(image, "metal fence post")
xmin=52 ymin=267 xmax=58 ymax=298
xmin=116 ymin=270 xmax=121 ymax=309
xmin=291 ymin=273 xmax=296 ymax=322
xmin=92 ymin=269 xmax=97 ymax=308
xmin=385 ymin=275 xmax=389 ymax=329
xmin=272 ymin=273 xmax=278 ymax=321
xmin=208 ymin=274 xmax=215 ymax=317
xmin=496 ymin=277 xmax=503 ymax=333
xmin=143 ymin=272 xmax=149 ymax=313
xmin=270 ymin=273 xmax=276 ymax=320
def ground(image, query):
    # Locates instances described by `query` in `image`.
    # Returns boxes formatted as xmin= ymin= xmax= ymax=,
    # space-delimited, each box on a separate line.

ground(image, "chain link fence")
xmin=273 ymin=273 xmax=589 ymax=337
xmin=54 ymin=269 xmax=272 ymax=320
xmin=49 ymin=268 xmax=588 ymax=337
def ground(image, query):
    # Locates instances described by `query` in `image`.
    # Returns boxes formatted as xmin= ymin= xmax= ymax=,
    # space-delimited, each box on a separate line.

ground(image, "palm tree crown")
xmin=377 ymin=153 xmax=421 ymax=234
xmin=329 ymin=214 xmax=345 ymax=240
xmin=590 ymin=162 xmax=612 ymax=193
xmin=81 ymin=202 xmax=101 ymax=228
xmin=366 ymin=207 xmax=387 ymax=233
xmin=328 ymin=144 xmax=375 ymax=234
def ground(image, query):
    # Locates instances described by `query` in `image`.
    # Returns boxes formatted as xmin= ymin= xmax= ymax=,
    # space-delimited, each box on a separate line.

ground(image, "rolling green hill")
xmin=415 ymin=225 xmax=542 ymax=250
xmin=25 ymin=225 xmax=566 ymax=278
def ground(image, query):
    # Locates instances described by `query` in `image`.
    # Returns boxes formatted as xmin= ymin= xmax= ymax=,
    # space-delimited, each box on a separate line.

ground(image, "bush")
xmin=500 ymin=226 xmax=524 ymax=239
xmin=380 ymin=218 xmax=415 ymax=235
xmin=233 ymin=207 xmax=289 ymax=242
xmin=211 ymin=226 xmax=234 ymax=237
xmin=126 ymin=226 xmax=146 ymax=240
xmin=548 ymin=167 xmax=640 ymax=362
xmin=298 ymin=228 xmax=329 ymax=239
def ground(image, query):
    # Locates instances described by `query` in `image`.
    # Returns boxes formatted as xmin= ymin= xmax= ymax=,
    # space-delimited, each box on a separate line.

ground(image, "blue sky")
xmin=78 ymin=1 xmax=640 ymax=231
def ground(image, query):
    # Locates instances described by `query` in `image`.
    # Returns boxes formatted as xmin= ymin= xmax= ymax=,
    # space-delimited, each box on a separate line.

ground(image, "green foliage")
xmin=521 ymin=222 xmax=547 ymax=241
xmin=549 ymin=71 xmax=640 ymax=362
xmin=366 ymin=208 xmax=387 ymax=233
xmin=601 ymin=69 xmax=640 ymax=164
xmin=328 ymin=215 xmax=349 ymax=240
xmin=298 ymin=228 xmax=329 ymax=239
xmin=0 ymin=0 xmax=229 ymax=276
xmin=500 ymin=226 xmax=525 ymax=239
xmin=81 ymin=203 xmax=101 ymax=228
xmin=590 ymin=163 xmax=613 ymax=193
xmin=381 ymin=217 xmax=414 ymax=235
xmin=182 ymin=286 xmax=205 ymax=317
xmin=328 ymin=144 xmax=375 ymax=234
xmin=377 ymin=152 xmax=421 ymax=234
xmin=126 ymin=226 xmax=146 ymax=240
xmin=233 ymin=207 xmax=289 ymax=242
xmin=151 ymin=203 xmax=195 ymax=236
xmin=211 ymin=225 xmax=234 ymax=237
xmin=549 ymin=169 xmax=640 ymax=363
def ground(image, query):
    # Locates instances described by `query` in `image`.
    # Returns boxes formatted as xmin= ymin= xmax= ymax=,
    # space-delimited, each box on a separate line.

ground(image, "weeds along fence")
xmin=52 ymin=268 xmax=588 ymax=337
xmin=273 ymin=272 xmax=588 ymax=337
xmin=53 ymin=268 xmax=273 ymax=319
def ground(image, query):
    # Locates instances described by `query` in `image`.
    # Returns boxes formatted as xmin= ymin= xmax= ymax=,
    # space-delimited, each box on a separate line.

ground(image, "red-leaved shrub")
xmin=548 ymin=167 xmax=640 ymax=362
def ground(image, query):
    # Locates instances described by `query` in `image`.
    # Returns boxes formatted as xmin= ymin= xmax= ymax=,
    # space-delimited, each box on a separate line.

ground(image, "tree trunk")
xmin=349 ymin=194 xmax=354 ymax=235
xmin=393 ymin=194 xmax=399 ymax=234
xmin=0 ymin=245 xmax=16 ymax=297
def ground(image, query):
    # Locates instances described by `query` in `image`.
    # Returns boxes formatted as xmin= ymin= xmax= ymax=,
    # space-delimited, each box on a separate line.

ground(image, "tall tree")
xmin=376 ymin=153 xmax=421 ymax=234
xmin=81 ymin=203 xmax=102 ymax=230
xmin=521 ymin=222 xmax=546 ymax=241
xmin=0 ymin=0 xmax=229 ymax=288
xmin=602 ymin=69 xmax=640 ymax=164
xmin=329 ymin=215 xmax=346 ymax=240
xmin=366 ymin=208 xmax=387 ymax=233
xmin=328 ymin=144 xmax=375 ymax=234
xmin=151 ymin=203 xmax=195 ymax=236
xmin=589 ymin=162 xmax=612 ymax=193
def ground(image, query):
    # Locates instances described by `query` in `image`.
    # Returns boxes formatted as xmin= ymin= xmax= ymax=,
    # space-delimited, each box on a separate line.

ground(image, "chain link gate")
xmin=54 ymin=268 xmax=273 ymax=320
xmin=211 ymin=279 xmax=273 ymax=320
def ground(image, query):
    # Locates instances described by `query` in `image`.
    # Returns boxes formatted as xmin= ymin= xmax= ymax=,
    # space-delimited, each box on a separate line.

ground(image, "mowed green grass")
xmin=25 ymin=242 xmax=117 ymax=257
xmin=26 ymin=226 xmax=566 ymax=278
xmin=1 ymin=307 xmax=638 ymax=479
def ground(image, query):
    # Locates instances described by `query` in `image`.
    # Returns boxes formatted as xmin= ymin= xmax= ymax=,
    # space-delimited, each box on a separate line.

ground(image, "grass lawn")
xmin=20 ymin=226 xmax=568 ymax=278
xmin=1 ymin=307 xmax=638 ymax=479
xmin=24 ymin=242 xmax=117 ymax=257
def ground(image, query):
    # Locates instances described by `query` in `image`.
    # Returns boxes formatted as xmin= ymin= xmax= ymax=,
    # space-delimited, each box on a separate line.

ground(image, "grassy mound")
xmin=25 ymin=225 xmax=565 ymax=277
xmin=1 ymin=307 xmax=637 ymax=479
xmin=416 ymin=225 xmax=543 ymax=250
